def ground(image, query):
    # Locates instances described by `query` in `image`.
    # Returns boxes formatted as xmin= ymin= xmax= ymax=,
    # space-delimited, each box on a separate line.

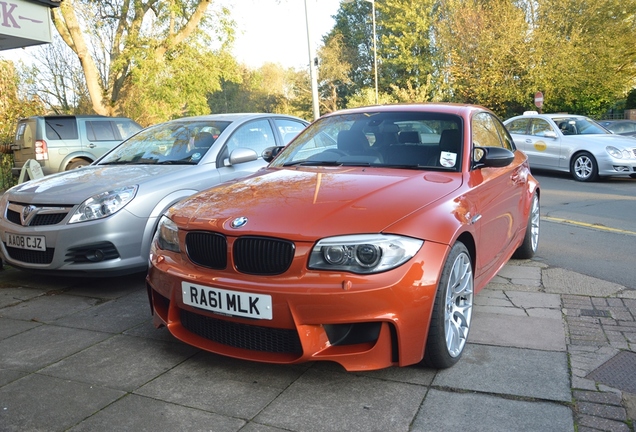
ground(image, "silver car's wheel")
xmin=513 ymin=192 xmax=540 ymax=259
xmin=571 ymin=152 xmax=598 ymax=182
xmin=423 ymin=242 xmax=473 ymax=368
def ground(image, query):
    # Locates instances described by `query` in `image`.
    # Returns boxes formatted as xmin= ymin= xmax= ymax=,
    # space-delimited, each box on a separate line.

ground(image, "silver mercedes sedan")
xmin=0 ymin=113 xmax=308 ymax=276
xmin=504 ymin=112 xmax=636 ymax=181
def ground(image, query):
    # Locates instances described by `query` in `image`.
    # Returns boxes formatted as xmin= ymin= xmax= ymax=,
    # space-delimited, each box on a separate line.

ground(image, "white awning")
xmin=0 ymin=0 xmax=60 ymax=51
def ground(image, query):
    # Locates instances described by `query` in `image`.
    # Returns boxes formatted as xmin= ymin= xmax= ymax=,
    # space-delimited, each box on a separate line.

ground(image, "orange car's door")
xmin=468 ymin=113 xmax=528 ymax=281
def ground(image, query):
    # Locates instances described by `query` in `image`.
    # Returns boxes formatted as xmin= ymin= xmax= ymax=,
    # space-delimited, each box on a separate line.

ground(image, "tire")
xmin=570 ymin=152 xmax=598 ymax=182
xmin=513 ymin=192 xmax=540 ymax=259
xmin=422 ymin=242 xmax=473 ymax=369
xmin=66 ymin=159 xmax=90 ymax=170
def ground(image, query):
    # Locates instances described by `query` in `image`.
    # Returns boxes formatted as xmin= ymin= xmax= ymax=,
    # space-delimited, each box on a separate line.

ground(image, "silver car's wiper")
xmin=156 ymin=160 xmax=197 ymax=165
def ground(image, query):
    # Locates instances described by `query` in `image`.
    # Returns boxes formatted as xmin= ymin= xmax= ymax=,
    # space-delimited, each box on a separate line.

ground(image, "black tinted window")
xmin=45 ymin=117 xmax=78 ymax=140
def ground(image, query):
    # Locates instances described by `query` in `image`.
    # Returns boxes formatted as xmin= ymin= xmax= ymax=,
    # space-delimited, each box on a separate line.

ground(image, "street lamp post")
xmin=304 ymin=0 xmax=320 ymax=120
xmin=344 ymin=0 xmax=378 ymax=105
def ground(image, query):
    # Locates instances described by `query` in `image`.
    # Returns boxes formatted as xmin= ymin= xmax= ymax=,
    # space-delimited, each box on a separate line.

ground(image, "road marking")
xmin=543 ymin=216 xmax=636 ymax=236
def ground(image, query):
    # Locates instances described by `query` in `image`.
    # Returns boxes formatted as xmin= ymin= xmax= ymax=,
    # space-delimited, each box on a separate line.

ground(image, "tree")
xmin=50 ymin=0 xmax=238 ymax=123
xmin=433 ymin=0 xmax=533 ymax=116
xmin=528 ymin=0 xmax=636 ymax=116
xmin=317 ymin=33 xmax=353 ymax=113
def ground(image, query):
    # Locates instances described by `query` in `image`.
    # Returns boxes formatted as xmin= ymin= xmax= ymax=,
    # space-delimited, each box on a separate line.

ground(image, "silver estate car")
xmin=0 ymin=113 xmax=308 ymax=276
xmin=504 ymin=112 xmax=636 ymax=181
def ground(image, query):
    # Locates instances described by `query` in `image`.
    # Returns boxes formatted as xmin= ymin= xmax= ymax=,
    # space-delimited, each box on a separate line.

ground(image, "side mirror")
xmin=224 ymin=147 xmax=258 ymax=166
xmin=262 ymin=146 xmax=285 ymax=163
xmin=544 ymin=131 xmax=558 ymax=139
xmin=473 ymin=146 xmax=515 ymax=169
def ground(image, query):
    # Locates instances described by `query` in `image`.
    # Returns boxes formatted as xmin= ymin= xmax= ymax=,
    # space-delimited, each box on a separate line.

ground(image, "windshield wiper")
xmin=282 ymin=160 xmax=343 ymax=167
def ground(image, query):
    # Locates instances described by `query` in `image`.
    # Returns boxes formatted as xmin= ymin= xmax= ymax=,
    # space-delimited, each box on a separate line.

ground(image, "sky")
xmin=0 ymin=0 xmax=343 ymax=70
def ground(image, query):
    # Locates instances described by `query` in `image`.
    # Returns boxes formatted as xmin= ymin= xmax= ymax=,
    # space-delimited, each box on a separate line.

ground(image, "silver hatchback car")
xmin=504 ymin=112 xmax=636 ymax=181
xmin=0 ymin=113 xmax=308 ymax=276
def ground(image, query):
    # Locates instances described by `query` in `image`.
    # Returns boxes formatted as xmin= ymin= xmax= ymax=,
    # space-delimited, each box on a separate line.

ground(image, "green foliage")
xmin=626 ymin=89 xmax=636 ymax=110
xmin=324 ymin=0 xmax=636 ymax=117
xmin=0 ymin=61 xmax=45 ymax=191
xmin=208 ymin=63 xmax=312 ymax=120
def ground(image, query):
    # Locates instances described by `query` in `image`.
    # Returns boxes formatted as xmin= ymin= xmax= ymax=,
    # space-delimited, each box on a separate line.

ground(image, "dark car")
xmin=598 ymin=120 xmax=636 ymax=137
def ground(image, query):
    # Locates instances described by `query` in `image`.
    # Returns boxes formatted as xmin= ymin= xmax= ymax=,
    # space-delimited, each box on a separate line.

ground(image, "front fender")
xmin=140 ymin=189 xmax=199 ymax=261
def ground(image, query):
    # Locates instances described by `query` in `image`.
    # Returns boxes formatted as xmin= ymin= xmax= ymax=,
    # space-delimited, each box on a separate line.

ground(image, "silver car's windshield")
xmin=553 ymin=117 xmax=609 ymax=136
xmin=270 ymin=112 xmax=463 ymax=171
xmin=99 ymin=121 xmax=230 ymax=165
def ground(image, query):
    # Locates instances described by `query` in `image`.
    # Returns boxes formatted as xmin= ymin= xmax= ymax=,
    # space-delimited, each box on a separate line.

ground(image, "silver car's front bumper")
xmin=0 ymin=205 xmax=155 ymax=276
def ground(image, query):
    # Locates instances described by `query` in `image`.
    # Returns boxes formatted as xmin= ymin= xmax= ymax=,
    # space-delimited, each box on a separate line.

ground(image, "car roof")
xmin=168 ymin=113 xmax=306 ymax=123
xmin=505 ymin=112 xmax=590 ymax=122
xmin=321 ymin=103 xmax=491 ymax=118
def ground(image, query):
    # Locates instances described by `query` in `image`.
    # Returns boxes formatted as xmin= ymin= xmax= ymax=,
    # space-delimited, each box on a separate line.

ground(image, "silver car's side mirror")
xmin=224 ymin=147 xmax=259 ymax=167
xmin=544 ymin=131 xmax=558 ymax=139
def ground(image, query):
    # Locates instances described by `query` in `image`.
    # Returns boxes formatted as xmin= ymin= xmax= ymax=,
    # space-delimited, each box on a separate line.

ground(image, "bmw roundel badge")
xmin=230 ymin=216 xmax=248 ymax=229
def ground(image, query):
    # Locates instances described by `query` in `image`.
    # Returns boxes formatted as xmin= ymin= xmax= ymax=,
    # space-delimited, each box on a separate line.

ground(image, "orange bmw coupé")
xmin=146 ymin=104 xmax=540 ymax=371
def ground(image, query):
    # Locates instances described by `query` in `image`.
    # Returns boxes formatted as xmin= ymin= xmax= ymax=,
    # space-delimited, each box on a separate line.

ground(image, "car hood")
xmin=171 ymin=167 xmax=463 ymax=239
xmin=565 ymin=134 xmax=636 ymax=148
xmin=5 ymin=165 xmax=190 ymax=204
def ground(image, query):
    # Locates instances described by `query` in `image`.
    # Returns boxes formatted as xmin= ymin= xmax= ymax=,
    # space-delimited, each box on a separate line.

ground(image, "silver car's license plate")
xmin=182 ymin=282 xmax=273 ymax=320
xmin=5 ymin=232 xmax=46 ymax=251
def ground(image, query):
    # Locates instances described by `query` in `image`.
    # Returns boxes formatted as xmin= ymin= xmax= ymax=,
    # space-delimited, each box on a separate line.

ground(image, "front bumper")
xmin=0 ymin=207 xmax=153 ymax=276
xmin=146 ymin=240 xmax=450 ymax=371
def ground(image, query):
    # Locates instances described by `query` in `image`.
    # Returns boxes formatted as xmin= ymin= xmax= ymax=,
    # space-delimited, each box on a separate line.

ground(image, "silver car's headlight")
xmin=606 ymin=146 xmax=624 ymax=159
xmin=154 ymin=216 xmax=180 ymax=253
xmin=69 ymin=185 xmax=138 ymax=223
xmin=308 ymin=234 xmax=423 ymax=274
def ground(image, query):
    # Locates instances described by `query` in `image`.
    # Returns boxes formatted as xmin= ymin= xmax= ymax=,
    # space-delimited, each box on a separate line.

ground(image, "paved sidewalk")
xmin=0 ymin=259 xmax=634 ymax=431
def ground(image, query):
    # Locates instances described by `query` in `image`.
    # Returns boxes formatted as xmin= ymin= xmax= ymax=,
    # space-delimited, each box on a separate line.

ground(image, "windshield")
xmin=98 ymin=120 xmax=230 ymax=165
xmin=270 ymin=111 xmax=463 ymax=171
xmin=553 ymin=117 xmax=610 ymax=136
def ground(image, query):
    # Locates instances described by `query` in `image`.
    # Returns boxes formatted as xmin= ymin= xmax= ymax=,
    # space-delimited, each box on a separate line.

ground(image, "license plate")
xmin=5 ymin=232 xmax=46 ymax=251
xmin=182 ymin=282 xmax=272 ymax=320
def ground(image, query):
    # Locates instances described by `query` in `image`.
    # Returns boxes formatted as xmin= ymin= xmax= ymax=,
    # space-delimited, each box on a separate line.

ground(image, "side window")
xmin=472 ymin=113 xmax=503 ymax=148
xmin=228 ymin=119 xmax=275 ymax=156
xmin=274 ymin=119 xmax=306 ymax=145
xmin=506 ymin=118 xmax=530 ymax=135
xmin=530 ymin=119 xmax=554 ymax=137
xmin=86 ymin=121 xmax=119 ymax=141
xmin=114 ymin=120 xmax=142 ymax=139
xmin=493 ymin=118 xmax=515 ymax=151
xmin=45 ymin=117 xmax=78 ymax=140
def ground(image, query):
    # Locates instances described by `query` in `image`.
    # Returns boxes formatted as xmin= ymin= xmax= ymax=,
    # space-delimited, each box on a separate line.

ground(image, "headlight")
xmin=154 ymin=216 xmax=180 ymax=253
xmin=606 ymin=146 xmax=623 ymax=159
xmin=68 ymin=186 xmax=138 ymax=223
xmin=308 ymin=234 xmax=423 ymax=274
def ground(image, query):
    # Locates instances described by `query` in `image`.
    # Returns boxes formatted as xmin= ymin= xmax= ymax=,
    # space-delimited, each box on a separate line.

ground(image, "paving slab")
xmin=0 ymin=374 xmax=124 ymax=432
xmin=53 ymin=295 xmax=150 ymax=333
xmin=68 ymin=394 xmax=245 ymax=432
xmin=0 ymin=325 xmax=111 ymax=372
xmin=433 ymin=344 xmax=572 ymax=402
xmin=254 ymin=368 xmax=428 ymax=432
xmin=41 ymin=334 xmax=199 ymax=392
xmin=412 ymin=389 xmax=574 ymax=432
xmin=470 ymin=311 xmax=567 ymax=351
xmin=135 ymin=352 xmax=307 ymax=419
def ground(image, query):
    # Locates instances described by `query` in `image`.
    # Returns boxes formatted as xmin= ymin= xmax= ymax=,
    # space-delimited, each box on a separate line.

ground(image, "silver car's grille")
xmin=5 ymin=247 xmax=54 ymax=264
xmin=6 ymin=203 xmax=72 ymax=227
xmin=184 ymin=233 xmax=295 ymax=276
